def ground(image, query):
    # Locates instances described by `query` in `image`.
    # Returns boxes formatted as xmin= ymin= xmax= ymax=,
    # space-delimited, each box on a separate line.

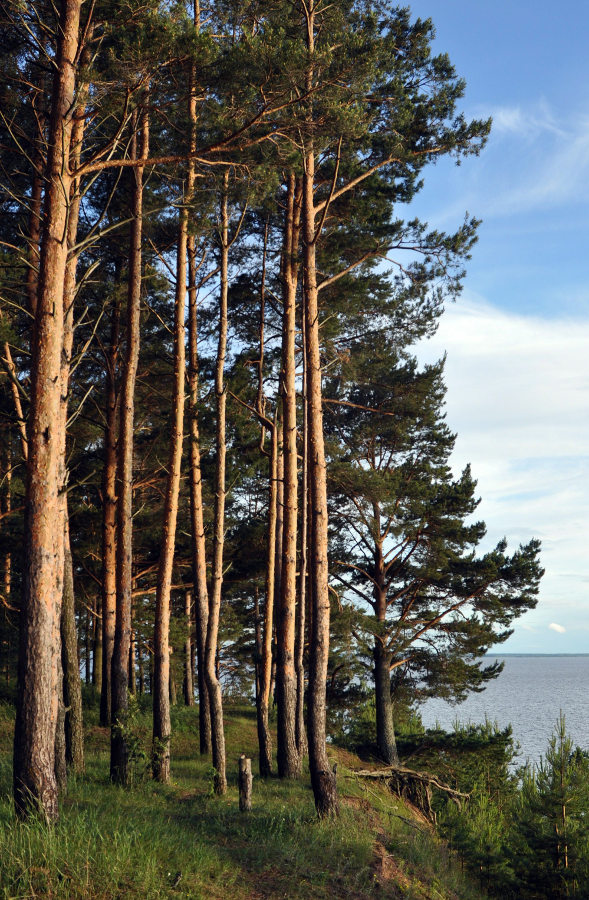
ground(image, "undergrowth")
xmin=0 ymin=702 xmax=485 ymax=899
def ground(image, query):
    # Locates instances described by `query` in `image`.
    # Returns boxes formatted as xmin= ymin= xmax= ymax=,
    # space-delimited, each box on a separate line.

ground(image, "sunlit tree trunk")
xmin=152 ymin=158 xmax=188 ymax=782
xmin=13 ymin=0 xmax=82 ymax=822
xmin=257 ymin=414 xmax=278 ymax=777
xmin=254 ymin=222 xmax=275 ymax=777
xmin=186 ymin=38 xmax=212 ymax=754
xmin=187 ymin=235 xmax=212 ymax=754
xmin=57 ymin=55 xmax=89 ymax=779
xmin=204 ymin=174 xmax=230 ymax=795
xmin=184 ymin=591 xmax=194 ymax=706
xmin=302 ymin=0 xmax=339 ymax=817
xmin=277 ymin=174 xmax=303 ymax=778
xmin=296 ymin=305 xmax=309 ymax=758
xmin=100 ymin=295 xmax=120 ymax=725
xmin=111 ymin=106 xmax=149 ymax=783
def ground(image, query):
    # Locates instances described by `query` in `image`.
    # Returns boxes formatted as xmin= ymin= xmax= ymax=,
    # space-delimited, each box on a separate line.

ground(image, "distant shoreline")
xmin=485 ymin=653 xmax=589 ymax=657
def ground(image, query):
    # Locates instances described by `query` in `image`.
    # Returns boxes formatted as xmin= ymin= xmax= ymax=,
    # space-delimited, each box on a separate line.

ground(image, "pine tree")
xmin=512 ymin=715 xmax=589 ymax=898
xmin=327 ymin=335 xmax=542 ymax=764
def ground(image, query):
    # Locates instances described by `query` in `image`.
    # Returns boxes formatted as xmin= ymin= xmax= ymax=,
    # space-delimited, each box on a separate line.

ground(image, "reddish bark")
xmin=13 ymin=0 xmax=82 ymax=823
xmin=205 ymin=176 xmax=230 ymax=795
xmin=152 ymin=166 xmax=188 ymax=782
xmin=302 ymin=0 xmax=339 ymax=817
xmin=111 ymin=107 xmax=149 ymax=783
xmin=100 ymin=296 xmax=120 ymax=726
xmin=277 ymin=174 xmax=303 ymax=779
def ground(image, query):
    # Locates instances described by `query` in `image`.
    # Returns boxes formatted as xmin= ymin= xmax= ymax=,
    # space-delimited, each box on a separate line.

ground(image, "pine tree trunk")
xmin=111 ymin=107 xmax=148 ymax=784
xmin=62 ymin=515 xmax=84 ymax=772
xmin=184 ymin=592 xmax=194 ymax=706
xmin=26 ymin=165 xmax=42 ymax=319
xmin=186 ymin=61 xmax=212 ymax=755
xmin=373 ymin=528 xmax=398 ymax=765
xmin=257 ymin=417 xmax=277 ymax=777
xmin=100 ymin=297 xmax=120 ymax=726
xmin=137 ymin=644 xmax=144 ymax=695
xmin=128 ymin=625 xmax=136 ymax=696
xmin=57 ymin=59 xmax=88 ymax=779
xmin=3 ymin=343 xmax=28 ymax=459
xmin=302 ymin=1 xmax=338 ymax=816
xmin=374 ymin=641 xmax=398 ymax=766
xmin=152 ymin=176 xmax=188 ymax=782
xmin=296 ymin=308 xmax=309 ymax=758
xmin=93 ymin=595 xmax=102 ymax=691
xmin=1 ymin=438 xmax=11 ymax=611
xmin=254 ymin=227 xmax=275 ymax=778
xmin=277 ymin=174 xmax=302 ymax=779
xmin=54 ymin=656 xmax=67 ymax=796
xmin=204 ymin=176 xmax=229 ymax=795
xmin=13 ymin=0 xmax=82 ymax=822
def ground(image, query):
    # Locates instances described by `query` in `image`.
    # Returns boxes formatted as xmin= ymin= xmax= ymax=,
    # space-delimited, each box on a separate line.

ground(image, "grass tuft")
xmin=0 ymin=702 xmax=485 ymax=898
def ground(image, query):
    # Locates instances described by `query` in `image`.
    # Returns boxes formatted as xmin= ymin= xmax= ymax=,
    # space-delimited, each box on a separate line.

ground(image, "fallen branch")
xmin=348 ymin=765 xmax=469 ymax=825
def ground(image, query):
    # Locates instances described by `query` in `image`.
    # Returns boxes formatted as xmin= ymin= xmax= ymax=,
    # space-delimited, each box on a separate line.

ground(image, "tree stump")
xmin=239 ymin=754 xmax=252 ymax=811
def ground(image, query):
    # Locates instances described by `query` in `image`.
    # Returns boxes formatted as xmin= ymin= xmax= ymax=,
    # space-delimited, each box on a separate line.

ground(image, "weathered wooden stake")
xmin=239 ymin=754 xmax=252 ymax=811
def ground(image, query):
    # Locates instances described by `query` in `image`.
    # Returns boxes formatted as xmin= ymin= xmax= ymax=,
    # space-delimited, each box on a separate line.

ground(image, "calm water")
xmin=420 ymin=655 xmax=589 ymax=767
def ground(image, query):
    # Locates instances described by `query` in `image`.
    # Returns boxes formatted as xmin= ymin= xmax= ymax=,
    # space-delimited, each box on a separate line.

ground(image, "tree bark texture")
xmin=254 ymin=226 xmax=275 ymax=778
xmin=296 ymin=306 xmax=309 ymax=758
xmin=277 ymin=174 xmax=302 ymax=779
xmin=239 ymin=755 xmax=253 ymax=812
xmin=62 ymin=515 xmax=84 ymax=772
xmin=100 ymin=295 xmax=120 ymax=725
xmin=204 ymin=176 xmax=229 ymax=795
xmin=92 ymin=595 xmax=102 ymax=691
xmin=302 ymin=0 xmax=338 ymax=817
xmin=1 ymin=438 xmax=12 ymax=610
xmin=187 ymin=238 xmax=212 ymax=755
xmin=54 ymin=657 xmax=67 ymax=796
xmin=26 ymin=165 xmax=42 ymax=320
xmin=183 ymin=591 xmax=194 ymax=706
xmin=13 ymin=0 xmax=82 ymax=823
xmin=374 ymin=640 xmax=398 ymax=766
xmin=257 ymin=417 xmax=277 ymax=778
xmin=3 ymin=342 xmax=28 ymax=460
xmin=373 ymin=524 xmax=398 ymax=765
xmin=152 ymin=174 xmax=188 ymax=782
xmin=111 ymin=108 xmax=148 ymax=783
xmin=186 ymin=56 xmax=211 ymax=755
xmin=57 ymin=54 xmax=89 ymax=778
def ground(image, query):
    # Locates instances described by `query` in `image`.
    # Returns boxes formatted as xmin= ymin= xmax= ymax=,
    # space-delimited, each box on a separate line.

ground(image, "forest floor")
xmin=0 ymin=696 xmax=485 ymax=899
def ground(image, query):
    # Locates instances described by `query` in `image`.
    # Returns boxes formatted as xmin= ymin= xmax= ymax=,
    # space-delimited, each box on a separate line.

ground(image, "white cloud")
xmin=418 ymin=298 xmax=589 ymax=650
xmin=416 ymin=103 xmax=589 ymax=223
xmin=477 ymin=105 xmax=589 ymax=216
xmin=423 ymin=295 xmax=589 ymax=463
xmin=549 ymin=623 xmax=566 ymax=634
xmin=483 ymin=101 xmax=566 ymax=140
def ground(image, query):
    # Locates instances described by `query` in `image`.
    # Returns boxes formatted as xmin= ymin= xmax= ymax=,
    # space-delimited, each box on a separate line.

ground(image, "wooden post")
xmin=239 ymin=754 xmax=252 ymax=811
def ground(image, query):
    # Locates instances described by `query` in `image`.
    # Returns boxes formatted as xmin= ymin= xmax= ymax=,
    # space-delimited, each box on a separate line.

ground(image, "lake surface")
xmin=420 ymin=655 xmax=589 ymax=767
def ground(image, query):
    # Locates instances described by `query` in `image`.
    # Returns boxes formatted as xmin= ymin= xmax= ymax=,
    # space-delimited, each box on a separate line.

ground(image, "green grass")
xmin=0 ymin=701 xmax=485 ymax=899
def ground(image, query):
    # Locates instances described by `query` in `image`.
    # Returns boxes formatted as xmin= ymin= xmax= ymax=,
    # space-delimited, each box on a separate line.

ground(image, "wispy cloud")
xmin=549 ymin=623 xmax=566 ymax=634
xmin=418 ymin=298 xmax=589 ymax=650
xmin=415 ymin=102 xmax=589 ymax=225
xmin=484 ymin=116 xmax=589 ymax=215
xmin=483 ymin=101 xmax=566 ymax=140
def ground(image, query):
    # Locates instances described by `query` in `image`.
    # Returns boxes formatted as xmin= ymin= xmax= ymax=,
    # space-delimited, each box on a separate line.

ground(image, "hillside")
xmin=0 ymin=698 xmax=485 ymax=899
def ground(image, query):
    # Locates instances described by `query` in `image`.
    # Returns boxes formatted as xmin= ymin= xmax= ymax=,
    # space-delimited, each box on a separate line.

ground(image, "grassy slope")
xmin=0 ymin=699 xmax=483 ymax=899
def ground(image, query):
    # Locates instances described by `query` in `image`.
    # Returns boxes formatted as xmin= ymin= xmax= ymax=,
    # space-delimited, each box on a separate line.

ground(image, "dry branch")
xmin=349 ymin=765 xmax=469 ymax=824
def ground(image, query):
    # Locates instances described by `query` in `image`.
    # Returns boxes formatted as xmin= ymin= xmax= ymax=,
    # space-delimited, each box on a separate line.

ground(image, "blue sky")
xmin=407 ymin=1 xmax=589 ymax=651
